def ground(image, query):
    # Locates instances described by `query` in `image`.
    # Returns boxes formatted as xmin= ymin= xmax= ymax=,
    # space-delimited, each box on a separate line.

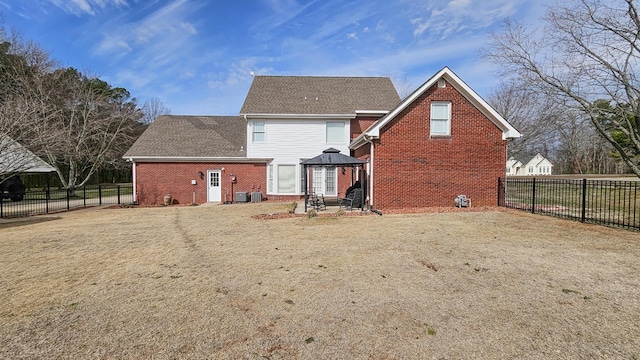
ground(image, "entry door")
xmin=312 ymin=167 xmax=337 ymax=196
xmin=207 ymin=170 xmax=222 ymax=202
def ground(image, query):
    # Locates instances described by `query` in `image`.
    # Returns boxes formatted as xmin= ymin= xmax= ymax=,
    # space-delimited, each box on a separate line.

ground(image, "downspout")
xmin=363 ymin=135 xmax=375 ymax=211
xmin=130 ymin=158 xmax=137 ymax=204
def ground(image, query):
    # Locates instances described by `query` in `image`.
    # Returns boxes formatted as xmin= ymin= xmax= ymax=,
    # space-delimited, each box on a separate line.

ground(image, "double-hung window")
xmin=253 ymin=121 xmax=265 ymax=142
xmin=430 ymin=102 xmax=451 ymax=136
xmin=326 ymin=121 xmax=345 ymax=143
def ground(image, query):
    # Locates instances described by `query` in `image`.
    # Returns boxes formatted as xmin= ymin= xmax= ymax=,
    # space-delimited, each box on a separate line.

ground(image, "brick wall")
xmin=135 ymin=162 xmax=266 ymax=206
xmin=350 ymin=116 xmax=378 ymax=140
xmin=372 ymin=82 xmax=506 ymax=209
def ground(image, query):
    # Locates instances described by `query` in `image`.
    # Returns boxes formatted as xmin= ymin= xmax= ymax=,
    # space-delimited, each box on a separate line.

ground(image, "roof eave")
xmin=122 ymin=156 xmax=272 ymax=163
xmin=240 ymin=113 xmax=356 ymax=119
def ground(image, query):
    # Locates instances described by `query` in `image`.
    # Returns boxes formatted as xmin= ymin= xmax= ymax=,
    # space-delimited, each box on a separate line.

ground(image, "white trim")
xmin=364 ymin=135 xmax=374 ymax=209
xmin=122 ymin=156 xmax=272 ymax=163
xmin=242 ymin=113 xmax=356 ymax=120
xmin=430 ymin=101 xmax=451 ymax=136
xmin=355 ymin=110 xmax=390 ymax=116
xmin=131 ymin=160 xmax=137 ymax=203
xmin=350 ymin=67 xmax=521 ymax=150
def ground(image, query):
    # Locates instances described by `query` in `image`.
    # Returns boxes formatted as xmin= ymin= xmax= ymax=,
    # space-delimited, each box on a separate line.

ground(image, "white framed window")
xmin=277 ymin=165 xmax=296 ymax=194
xmin=253 ymin=121 xmax=265 ymax=142
xmin=267 ymin=164 xmax=273 ymax=193
xmin=326 ymin=121 xmax=345 ymax=143
xmin=430 ymin=102 xmax=451 ymax=136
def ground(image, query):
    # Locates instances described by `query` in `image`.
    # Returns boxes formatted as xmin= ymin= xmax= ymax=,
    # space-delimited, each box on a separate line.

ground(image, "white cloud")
xmin=95 ymin=34 xmax=131 ymax=54
xmin=47 ymin=0 xmax=128 ymax=16
xmin=347 ymin=32 xmax=358 ymax=40
xmin=410 ymin=0 xmax=522 ymax=39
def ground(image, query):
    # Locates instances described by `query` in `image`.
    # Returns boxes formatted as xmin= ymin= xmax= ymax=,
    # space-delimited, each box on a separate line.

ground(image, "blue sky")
xmin=1 ymin=0 xmax=550 ymax=115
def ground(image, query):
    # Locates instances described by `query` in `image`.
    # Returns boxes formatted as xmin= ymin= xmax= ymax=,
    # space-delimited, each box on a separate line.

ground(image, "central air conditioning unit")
xmin=251 ymin=192 xmax=263 ymax=202
xmin=235 ymin=191 xmax=249 ymax=203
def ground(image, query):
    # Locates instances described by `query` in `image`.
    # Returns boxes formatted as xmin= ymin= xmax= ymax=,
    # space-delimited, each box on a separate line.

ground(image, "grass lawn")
xmin=0 ymin=203 xmax=639 ymax=359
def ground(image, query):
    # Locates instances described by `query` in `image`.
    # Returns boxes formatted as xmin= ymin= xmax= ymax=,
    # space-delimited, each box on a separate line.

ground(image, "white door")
xmin=312 ymin=167 xmax=337 ymax=196
xmin=207 ymin=170 xmax=221 ymax=202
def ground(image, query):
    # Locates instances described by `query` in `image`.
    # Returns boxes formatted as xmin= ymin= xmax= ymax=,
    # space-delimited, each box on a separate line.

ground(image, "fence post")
xmin=581 ymin=178 xmax=587 ymax=223
xmin=117 ymin=185 xmax=121 ymax=204
xmin=66 ymin=189 xmax=70 ymax=210
xmin=99 ymin=185 xmax=102 ymax=206
xmin=1 ymin=196 xmax=3 ymax=219
xmin=46 ymin=185 xmax=49 ymax=214
xmin=83 ymin=186 xmax=86 ymax=207
xmin=531 ymin=178 xmax=536 ymax=214
xmin=497 ymin=177 xmax=501 ymax=207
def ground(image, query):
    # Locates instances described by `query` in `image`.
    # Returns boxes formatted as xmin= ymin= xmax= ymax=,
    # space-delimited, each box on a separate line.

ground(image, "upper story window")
xmin=326 ymin=121 xmax=345 ymax=143
xmin=430 ymin=102 xmax=451 ymax=136
xmin=252 ymin=121 xmax=265 ymax=142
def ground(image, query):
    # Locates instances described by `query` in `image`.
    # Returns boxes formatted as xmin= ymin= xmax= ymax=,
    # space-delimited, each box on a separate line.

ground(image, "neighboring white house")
xmin=0 ymin=135 xmax=55 ymax=175
xmin=506 ymin=153 xmax=553 ymax=176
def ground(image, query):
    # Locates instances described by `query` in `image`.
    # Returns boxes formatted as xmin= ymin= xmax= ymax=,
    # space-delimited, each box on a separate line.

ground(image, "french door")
xmin=312 ymin=166 xmax=336 ymax=196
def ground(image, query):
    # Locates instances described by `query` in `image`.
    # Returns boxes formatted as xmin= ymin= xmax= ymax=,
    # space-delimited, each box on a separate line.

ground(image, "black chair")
xmin=308 ymin=193 xmax=326 ymax=211
xmin=339 ymin=189 xmax=362 ymax=210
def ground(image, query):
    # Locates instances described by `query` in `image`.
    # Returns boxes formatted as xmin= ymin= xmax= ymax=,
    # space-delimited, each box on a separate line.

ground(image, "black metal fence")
xmin=0 ymin=184 xmax=134 ymax=219
xmin=498 ymin=177 xmax=639 ymax=231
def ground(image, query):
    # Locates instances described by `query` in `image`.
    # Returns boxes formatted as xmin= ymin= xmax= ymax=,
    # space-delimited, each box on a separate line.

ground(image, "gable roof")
xmin=350 ymin=67 xmax=521 ymax=149
xmin=520 ymin=153 xmax=553 ymax=167
xmin=123 ymin=115 xmax=250 ymax=160
xmin=240 ymin=76 xmax=400 ymax=116
xmin=0 ymin=136 xmax=55 ymax=173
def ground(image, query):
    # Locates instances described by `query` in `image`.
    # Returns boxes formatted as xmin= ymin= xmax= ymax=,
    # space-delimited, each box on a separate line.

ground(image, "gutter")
xmin=120 ymin=156 xmax=272 ymax=163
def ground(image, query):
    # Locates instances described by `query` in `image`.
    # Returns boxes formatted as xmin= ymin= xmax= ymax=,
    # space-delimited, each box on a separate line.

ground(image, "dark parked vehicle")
xmin=0 ymin=175 xmax=26 ymax=201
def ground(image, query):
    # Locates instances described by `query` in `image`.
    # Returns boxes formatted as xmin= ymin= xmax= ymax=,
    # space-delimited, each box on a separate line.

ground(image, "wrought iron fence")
xmin=498 ymin=177 xmax=639 ymax=231
xmin=0 ymin=184 xmax=134 ymax=219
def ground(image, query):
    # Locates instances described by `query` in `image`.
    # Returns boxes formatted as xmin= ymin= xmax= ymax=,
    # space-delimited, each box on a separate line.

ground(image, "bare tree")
xmin=140 ymin=97 xmax=170 ymax=124
xmin=487 ymin=81 xmax=559 ymax=158
xmin=36 ymin=68 xmax=143 ymax=190
xmin=386 ymin=72 xmax=414 ymax=100
xmin=484 ymin=0 xmax=640 ymax=176
xmin=0 ymin=27 xmax=57 ymax=180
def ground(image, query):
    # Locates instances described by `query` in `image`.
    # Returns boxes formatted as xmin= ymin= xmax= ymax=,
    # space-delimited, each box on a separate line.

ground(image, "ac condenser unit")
xmin=235 ymin=191 xmax=249 ymax=203
xmin=251 ymin=192 xmax=263 ymax=202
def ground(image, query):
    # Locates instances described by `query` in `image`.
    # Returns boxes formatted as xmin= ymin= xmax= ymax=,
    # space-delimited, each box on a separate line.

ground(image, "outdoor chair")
xmin=339 ymin=188 xmax=362 ymax=210
xmin=307 ymin=193 xmax=326 ymax=211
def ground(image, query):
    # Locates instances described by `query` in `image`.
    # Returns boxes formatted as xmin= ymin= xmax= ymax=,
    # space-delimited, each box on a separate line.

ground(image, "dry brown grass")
xmin=0 ymin=203 xmax=639 ymax=359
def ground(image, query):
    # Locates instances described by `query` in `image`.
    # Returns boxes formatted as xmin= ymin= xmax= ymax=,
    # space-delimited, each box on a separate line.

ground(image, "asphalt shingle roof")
xmin=240 ymin=76 xmax=401 ymax=115
xmin=123 ymin=115 xmax=246 ymax=158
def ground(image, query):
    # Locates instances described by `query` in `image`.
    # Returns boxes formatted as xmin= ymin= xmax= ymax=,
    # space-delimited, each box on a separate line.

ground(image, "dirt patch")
xmin=0 ymin=203 xmax=638 ymax=359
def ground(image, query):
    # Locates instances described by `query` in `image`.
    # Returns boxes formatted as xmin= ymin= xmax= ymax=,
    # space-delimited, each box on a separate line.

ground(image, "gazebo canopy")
xmin=300 ymin=148 xmax=365 ymax=166
xmin=301 ymin=148 xmax=366 ymax=212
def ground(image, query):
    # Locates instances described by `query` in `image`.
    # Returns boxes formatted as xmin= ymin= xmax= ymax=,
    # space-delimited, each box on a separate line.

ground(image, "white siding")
xmin=247 ymin=119 xmax=350 ymax=194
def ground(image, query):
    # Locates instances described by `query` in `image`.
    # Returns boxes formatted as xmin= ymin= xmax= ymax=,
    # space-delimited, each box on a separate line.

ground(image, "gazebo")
xmin=300 ymin=148 xmax=366 ymax=212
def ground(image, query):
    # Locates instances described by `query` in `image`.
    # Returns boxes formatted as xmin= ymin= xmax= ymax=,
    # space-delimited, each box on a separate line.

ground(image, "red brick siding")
xmin=373 ymin=83 xmax=506 ymax=209
xmin=350 ymin=116 xmax=378 ymax=140
xmin=135 ymin=162 xmax=266 ymax=206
